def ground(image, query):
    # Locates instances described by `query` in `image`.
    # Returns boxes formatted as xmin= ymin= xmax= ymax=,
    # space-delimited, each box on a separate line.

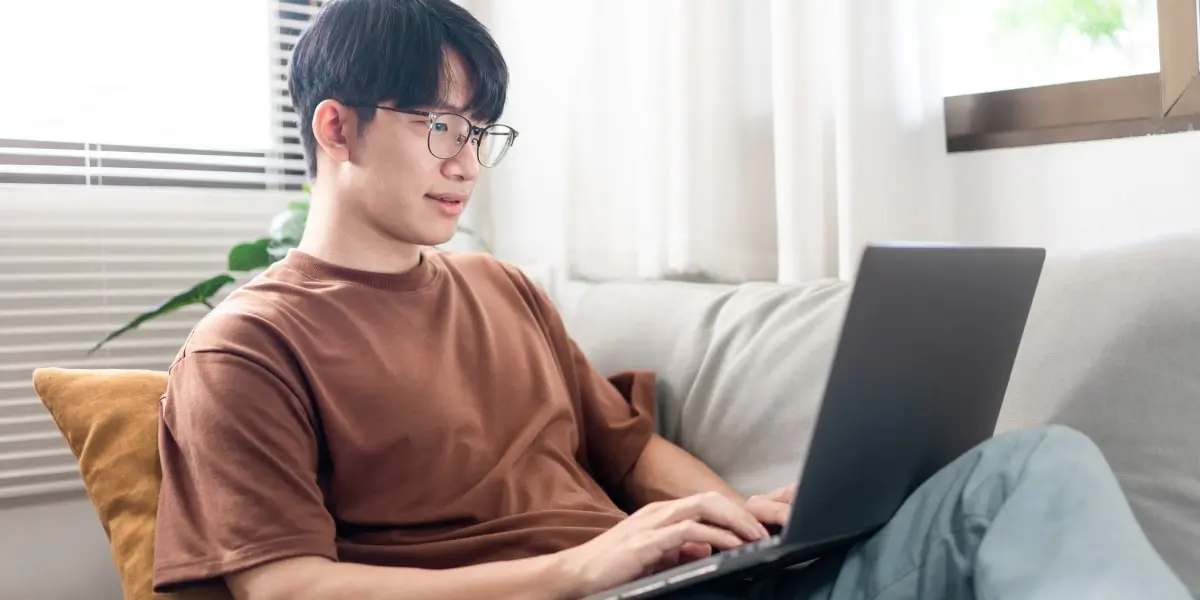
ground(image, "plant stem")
xmin=203 ymin=300 xmax=216 ymax=309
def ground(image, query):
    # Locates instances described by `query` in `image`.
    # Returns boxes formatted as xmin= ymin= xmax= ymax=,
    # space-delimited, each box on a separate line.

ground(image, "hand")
xmin=745 ymin=484 xmax=795 ymax=527
xmin=554 ymin=491 xmax=770 ymax=599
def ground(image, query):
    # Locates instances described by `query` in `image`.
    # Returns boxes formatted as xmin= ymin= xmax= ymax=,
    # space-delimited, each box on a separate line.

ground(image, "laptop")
xmin=585 ymin=243 xmax=1046 ymax=600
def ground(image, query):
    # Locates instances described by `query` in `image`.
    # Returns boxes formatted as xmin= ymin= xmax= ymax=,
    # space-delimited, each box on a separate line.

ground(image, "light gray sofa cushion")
xmin=997 ymin=235 xmax=1200 ymax=594
xmin=565 ymin=234 xmax=1200 ymax=595
xmin=568 ymin=277 xmax=849 ymax=494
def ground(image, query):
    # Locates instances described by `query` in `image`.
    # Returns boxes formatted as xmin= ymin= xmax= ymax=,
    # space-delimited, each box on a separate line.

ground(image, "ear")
xmin=311 ymin=99 xmax=357 ymax=167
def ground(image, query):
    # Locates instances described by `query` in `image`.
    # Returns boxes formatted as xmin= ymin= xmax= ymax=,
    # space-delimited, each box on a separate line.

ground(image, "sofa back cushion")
xmin=568 ymin=278 xmax=849 ymax=494
xmin=997 ymin=236 xmax=1200 ymax=594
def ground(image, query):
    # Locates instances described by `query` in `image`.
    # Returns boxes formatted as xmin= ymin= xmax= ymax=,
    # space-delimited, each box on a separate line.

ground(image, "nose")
xmin=441 ymin=140 xmax=481 ymax=182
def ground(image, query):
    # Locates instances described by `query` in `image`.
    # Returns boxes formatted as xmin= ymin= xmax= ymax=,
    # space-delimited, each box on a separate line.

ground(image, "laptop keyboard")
xmin=720 ymin=533 xmax=782 ymax=560
xmin=585 ymin=534 xmax=786 ymax=599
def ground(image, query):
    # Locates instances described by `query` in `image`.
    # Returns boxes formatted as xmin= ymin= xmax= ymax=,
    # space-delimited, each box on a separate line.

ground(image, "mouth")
xmin=426 ymin=193 xmax=467 ymax=216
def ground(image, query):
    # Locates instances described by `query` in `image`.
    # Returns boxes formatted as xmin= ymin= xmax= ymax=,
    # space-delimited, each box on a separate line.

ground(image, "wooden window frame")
xmin=946 ymin=0 xmax=1200 ymax=151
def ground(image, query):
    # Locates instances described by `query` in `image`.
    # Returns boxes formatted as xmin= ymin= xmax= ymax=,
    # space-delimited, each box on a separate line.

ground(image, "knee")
xmin=990 ymin=424 xmax=1108 ymax=468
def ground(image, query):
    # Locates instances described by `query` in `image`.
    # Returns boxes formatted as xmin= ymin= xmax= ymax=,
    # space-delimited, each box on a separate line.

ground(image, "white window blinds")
xmin=273 ymin=0 xmax=327 ymax=173
xmin=0 ymin=188 xmax=294 ymax=501
xmin=0 ymin=0 xmax=322 ymax=502
xmin=0 ymin=139 xmax=306 ymax=190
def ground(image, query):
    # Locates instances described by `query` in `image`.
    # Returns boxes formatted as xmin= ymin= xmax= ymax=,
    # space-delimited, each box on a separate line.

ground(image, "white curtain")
xmin=460 ymin=0 xmax=953 ymax=284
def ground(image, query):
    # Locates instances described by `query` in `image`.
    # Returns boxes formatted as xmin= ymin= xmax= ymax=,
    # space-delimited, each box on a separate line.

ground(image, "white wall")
xmin=0 ymin=497 xmax=123 ymax=599
xmin=950 ymin=130 xmax=1200 ymax=252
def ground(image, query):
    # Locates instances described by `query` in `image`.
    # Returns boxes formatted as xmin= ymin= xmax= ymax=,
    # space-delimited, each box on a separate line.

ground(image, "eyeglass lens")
xmin=429 ymin=113 xmax=515 ymax=167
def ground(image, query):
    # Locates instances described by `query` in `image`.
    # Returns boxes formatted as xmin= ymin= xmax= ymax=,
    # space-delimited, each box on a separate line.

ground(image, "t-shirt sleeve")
xmin=510 ymin=267 xmax=656 ymax=492
xmin=152 ymin=349 xmax=337 ymax=592
xmin=569 ymin=339 xmax=658 ymax=490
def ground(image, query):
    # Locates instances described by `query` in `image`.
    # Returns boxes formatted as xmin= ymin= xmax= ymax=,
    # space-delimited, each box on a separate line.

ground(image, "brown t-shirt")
xmin=151 ymin=250 xmax=655 ymax=591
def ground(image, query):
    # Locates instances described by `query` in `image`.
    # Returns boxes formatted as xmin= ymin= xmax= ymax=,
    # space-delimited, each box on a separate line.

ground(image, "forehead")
xmin=434 ymin=50 xmax=480 ymax=120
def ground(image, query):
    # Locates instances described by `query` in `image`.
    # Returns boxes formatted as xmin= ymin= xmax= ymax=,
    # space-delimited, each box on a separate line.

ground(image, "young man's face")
xmin=324 ymin=50 xmax=484 ymax=249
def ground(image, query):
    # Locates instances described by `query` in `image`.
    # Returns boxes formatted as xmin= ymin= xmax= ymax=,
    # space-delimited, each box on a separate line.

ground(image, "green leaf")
xmin=996 ymin=0 xmax=1134 ymax=46
xmin=228 ymin=238 xmax=273 ymax=272
xmin=269 ymin=203 xmax=309 ymax=245
xmin=267 ymin=202 xmax=310 ymax=262
xmin=88 ymin=274 xmax=235 ymax=355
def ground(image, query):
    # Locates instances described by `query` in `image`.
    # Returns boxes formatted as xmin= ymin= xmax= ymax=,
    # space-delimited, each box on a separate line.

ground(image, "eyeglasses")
xmin=368 ymin=106 xmax=518 ymax=168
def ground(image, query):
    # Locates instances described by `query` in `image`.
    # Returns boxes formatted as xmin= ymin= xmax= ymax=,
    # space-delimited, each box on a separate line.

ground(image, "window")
xmin=0 ymin=0 xmax=312 ymax=190
xmin=0 ymin=1 xmax=322 ymax=502
xmin=940 ymin=0 xmax=1200 ymax=151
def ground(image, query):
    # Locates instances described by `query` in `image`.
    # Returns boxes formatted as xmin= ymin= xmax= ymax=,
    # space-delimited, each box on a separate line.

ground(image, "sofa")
xmin=6 ymin=234 xmax=1198 ymax=599
xmin=563 ymin=234 xmax=1200 ymax=597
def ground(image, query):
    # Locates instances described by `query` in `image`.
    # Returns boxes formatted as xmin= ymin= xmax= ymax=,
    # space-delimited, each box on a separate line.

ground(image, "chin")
xmin=429 ymin=228 xmax=460 ymax=247
xmin=378 ymin=218 xmax=457 ymax=248
xmin=406 ymin=229 xmax=458 ymax=249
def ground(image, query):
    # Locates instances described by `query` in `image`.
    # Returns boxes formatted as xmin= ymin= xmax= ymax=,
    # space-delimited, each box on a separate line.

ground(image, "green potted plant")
xmin=88 ymin=190 xmax=486 ymax=354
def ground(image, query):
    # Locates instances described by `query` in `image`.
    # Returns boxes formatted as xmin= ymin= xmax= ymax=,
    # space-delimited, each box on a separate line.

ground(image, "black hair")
xmin=288 ymin=0 xmax=509 ymax=178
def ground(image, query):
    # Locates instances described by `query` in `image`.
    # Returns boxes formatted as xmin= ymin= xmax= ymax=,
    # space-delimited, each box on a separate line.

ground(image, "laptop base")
xmin=584 ymin=529 xmax=877 ymax=600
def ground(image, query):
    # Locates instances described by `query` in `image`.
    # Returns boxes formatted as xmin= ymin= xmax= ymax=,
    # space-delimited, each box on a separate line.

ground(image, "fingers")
xmin=652 ymin=548 xmax=682 ymax=574
xmin=746 ymin=483 xmax=796 ymax=527
xmin=647 ymin=492 xmax=768 ymax=541
xmin=763 ymin=502 xmax=789 ymax=526
xmin=767 ymin=484 xmax=796 ymax=503
xmin=678 ymin=542 xmax=713 ymax=563
xmin=746 ymin=496 xmax=791 ymax=526
xmin=650 ymin=520 xmax=743 ymax=555
xmin=651 ymin=544 xmax=710 ymax=575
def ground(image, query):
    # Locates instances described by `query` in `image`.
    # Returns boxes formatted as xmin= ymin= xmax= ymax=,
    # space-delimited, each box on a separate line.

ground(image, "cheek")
xmin=361 ymin=142 xmax=421 ymax=184
xmin=356 ymin=127 xmax=445 ymax=193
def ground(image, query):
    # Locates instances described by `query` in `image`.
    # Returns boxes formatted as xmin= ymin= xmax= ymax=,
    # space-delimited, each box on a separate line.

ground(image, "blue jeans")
xmin=683 ymin=425 xmax=1190 ymax=600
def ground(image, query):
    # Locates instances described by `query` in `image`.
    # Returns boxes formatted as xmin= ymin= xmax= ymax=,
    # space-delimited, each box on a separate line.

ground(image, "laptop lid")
xmin=781 ymin=244 xmax=1046 ymax=546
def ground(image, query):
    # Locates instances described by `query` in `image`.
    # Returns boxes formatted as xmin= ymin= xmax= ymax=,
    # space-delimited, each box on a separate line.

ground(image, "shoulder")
xmin=173 ymin=271 xmax=301 ymax=377
xmin=165 ymin=277 xmax=315 ymax=425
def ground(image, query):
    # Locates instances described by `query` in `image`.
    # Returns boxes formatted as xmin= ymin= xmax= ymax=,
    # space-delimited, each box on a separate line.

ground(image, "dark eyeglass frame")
xmin=365 ymin=105 xmax=519 ymax=167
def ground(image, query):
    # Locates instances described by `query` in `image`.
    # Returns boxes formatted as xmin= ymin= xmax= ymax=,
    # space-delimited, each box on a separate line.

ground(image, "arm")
xmin=621 ymin=435 xmax=795 ymax=528
xmin=227 ymin=554 xmax=572 ymax=600
xmin=230 ymin=491 xmax=766 ymax=600
xmin=619 ymin=434 xmax=747 ymax=508
xmin=619 ymin=434 xmax=793 ymax=533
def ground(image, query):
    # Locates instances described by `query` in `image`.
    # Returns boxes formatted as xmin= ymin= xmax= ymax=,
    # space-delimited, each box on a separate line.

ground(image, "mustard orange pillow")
xmin=33 ymin=368 xmax=231 ymax=600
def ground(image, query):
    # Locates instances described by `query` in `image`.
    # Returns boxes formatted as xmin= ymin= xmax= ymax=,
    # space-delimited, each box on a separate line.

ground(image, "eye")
xmin=433 ymin=122 xmax=449 ymax=133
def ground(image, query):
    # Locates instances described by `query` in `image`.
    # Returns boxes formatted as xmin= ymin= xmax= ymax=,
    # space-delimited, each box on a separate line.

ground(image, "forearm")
xmin=619 ymin=434 xmax=746 ymax=508
xmin=229 ymin=554 xmax=575 ymax=600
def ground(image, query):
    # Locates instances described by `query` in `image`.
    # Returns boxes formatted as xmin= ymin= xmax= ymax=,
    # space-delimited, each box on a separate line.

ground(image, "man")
xmin=151 ymin=1 xmax=1190 ymax=599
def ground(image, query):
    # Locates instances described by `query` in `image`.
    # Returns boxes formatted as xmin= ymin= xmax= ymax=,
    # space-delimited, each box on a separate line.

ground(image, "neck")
xmin=297 ymin=184 xmax=423 ymax=274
